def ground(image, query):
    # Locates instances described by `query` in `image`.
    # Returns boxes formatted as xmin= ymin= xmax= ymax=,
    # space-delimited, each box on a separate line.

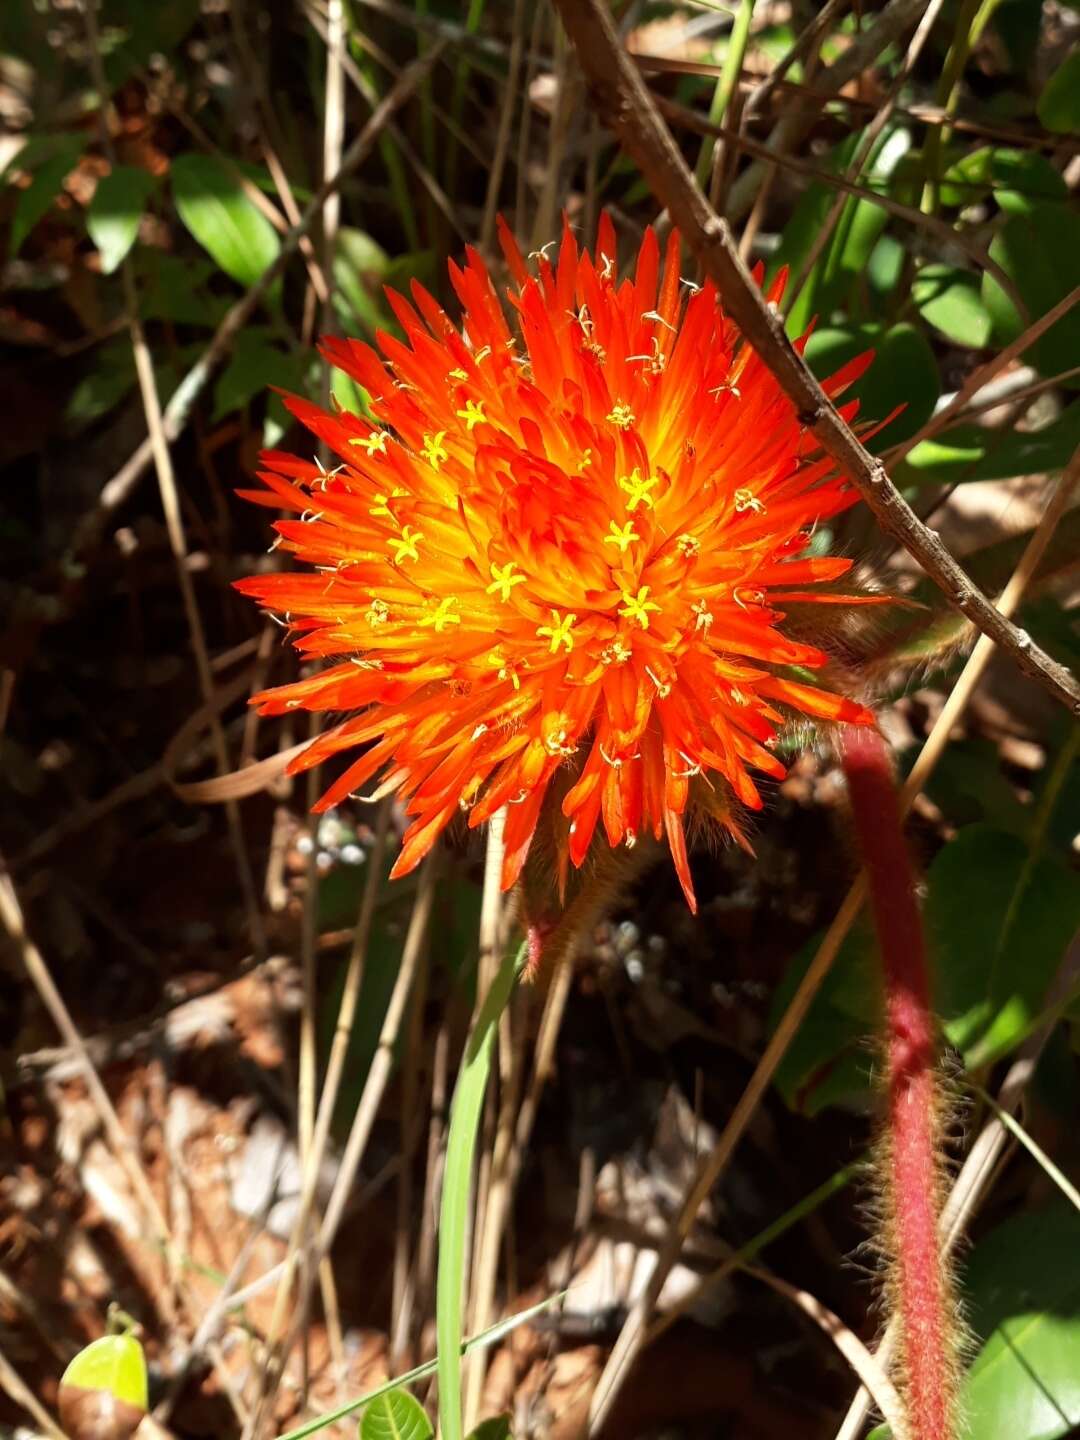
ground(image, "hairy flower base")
xmin=237 ymin=217 xmax=886 ymax=909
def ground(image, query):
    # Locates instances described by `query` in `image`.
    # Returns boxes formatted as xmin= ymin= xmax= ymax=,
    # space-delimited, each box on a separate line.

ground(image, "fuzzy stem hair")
xmin=841 ymin=724 xmax=955 ymax=1440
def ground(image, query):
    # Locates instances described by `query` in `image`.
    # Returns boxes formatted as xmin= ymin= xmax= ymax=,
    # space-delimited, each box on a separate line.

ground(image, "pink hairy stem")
xmin=840 ymin=724 xmax=954 ymax=1440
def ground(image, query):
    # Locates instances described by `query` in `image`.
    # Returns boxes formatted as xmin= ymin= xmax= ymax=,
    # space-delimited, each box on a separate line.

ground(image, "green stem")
xmin=436 ymin=939 xmax=526 ymax=1440
xmin=920 ymin=0 xmax=1003 ymax=215
xmin=693 ymin=0 xmax=756 ymax=195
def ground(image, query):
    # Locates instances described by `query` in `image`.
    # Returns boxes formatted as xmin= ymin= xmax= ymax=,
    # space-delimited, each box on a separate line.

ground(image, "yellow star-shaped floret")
xmin=536 ymin=610 xmax=577 ymax=655
xmin=486 ymin=561 xmax=526 ymax=602
xmin=604 ymin=519 xmax=639 ymax=554
xmin=488 ymin=651 xmax=522 ymax=690
xmin=422 ymin=431 xmax=448 ymax=470
xmin=456 ymin=399 xmax=486 ymax=432
xmin=352 ymin=429 xmax=389 ymax=455
xmin=421 ymin=596 xmax=461 ymax=633
xmin=389 ymin=525 xmax=422 ymax=564
xmin=618 ymin=468 xmax=658 ymax=513
xmin=618 ymin=585 xmax=660 ymax=630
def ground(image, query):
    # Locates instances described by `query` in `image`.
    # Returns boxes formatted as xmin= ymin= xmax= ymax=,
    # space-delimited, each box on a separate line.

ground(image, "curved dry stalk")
xmin=744 ymin=1265 xmax=911 ymax=1440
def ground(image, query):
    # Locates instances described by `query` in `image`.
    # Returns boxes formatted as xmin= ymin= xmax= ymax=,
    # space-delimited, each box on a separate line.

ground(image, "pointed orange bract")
xmin=237 ymin=219 xmax=878 ymax=912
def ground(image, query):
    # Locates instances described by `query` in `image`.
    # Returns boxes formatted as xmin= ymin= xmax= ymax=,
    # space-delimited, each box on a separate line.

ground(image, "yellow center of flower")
xmin=606 ymin=401 xmax=635 ymax=429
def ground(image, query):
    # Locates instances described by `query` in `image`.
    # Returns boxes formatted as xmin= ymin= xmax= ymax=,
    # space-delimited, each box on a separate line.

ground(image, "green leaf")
xmin=334 ymin=227 xmax=390 ymax=335
xmin=805 ymin=322 xmax=940 ymax=446
xmin=133 ymin=251 xmax=228 ymax=327
xmin=940 ymin=147 xmax=1067 ymax=214
xmin=171 ymin=153 xmax=280 ymax=290
xmin=60 ymin=1334 xmax=148 ymax=1412
xmin=467 ymin=1419 xmax=512 ymax=1440
xmin=1037 ymin=51 xmax=1080 ymax=135
xmin=894 ymin=400 xmax=1080 ymax=488
xmin=982 ymin=202 xmax=1080 ymax=383
xmin=360 ymin=1388 xmax=433 ymax=1440
xmin=87 ymin=165 xmax=156 ymax=274
xmin=912 ymin=263 xmax=992 ymax=348
xmin=9 ymin=148 xmax=76 ymax=254
xmin=65 ymin=339 xmax=137 ymax=429
xmin=212 ymin=330 xmax=305 ymax=422
xmin=772 ymin=126 xmax=911 ymax=336
xmin=926 ymin=825 xmax=1080 ymax=1068
xmin=959 ymin=1205 xmax=1080 ymax=1439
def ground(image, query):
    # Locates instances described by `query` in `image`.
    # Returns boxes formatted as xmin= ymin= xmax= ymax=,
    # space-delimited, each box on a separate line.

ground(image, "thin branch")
xmin=551 ymin=0 xmax=1080 ymax=718
xmin=889 ymin=284 xmax=1080 ymax=464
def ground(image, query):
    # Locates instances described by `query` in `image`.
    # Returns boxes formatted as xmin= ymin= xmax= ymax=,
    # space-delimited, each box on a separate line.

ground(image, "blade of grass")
xmin=971 ymin=1084 xmax=1080 ymax=1214
xmin=437 ymin=938 xmax=526 ymax=1440
xmin=693 ymin=0 xmax=755 ymax=202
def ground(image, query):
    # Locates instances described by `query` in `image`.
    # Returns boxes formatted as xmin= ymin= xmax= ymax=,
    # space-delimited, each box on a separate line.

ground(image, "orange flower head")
xmin=236 ymin=216 xmax=880 ymax=912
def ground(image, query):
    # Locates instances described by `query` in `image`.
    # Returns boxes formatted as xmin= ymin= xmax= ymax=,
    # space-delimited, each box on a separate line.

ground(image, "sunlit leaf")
xmin=894 ymin=400 xmax=1080 ymax=488
xmin=805 ymin=322 xmax=939 ymax=446
xmin=87 ymin=165 xmax=156 ymax=273
xmin=360 ymin=1387 xmax=433 ymax=1440
xmin=772 ymin=126 xmax=911 ymax=336
xmin=912 ymin=263 xmax=992 ymax=348
xmin=58 ymin=1334 xmax=148 ymax=1440
xmin=939 ymin=146 xmax=1067 ymax=215
xmin=171 ymin=153 xmax=280 ymax=290
xmin=959 ymin=1205 xmax=1080 ymax=1439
